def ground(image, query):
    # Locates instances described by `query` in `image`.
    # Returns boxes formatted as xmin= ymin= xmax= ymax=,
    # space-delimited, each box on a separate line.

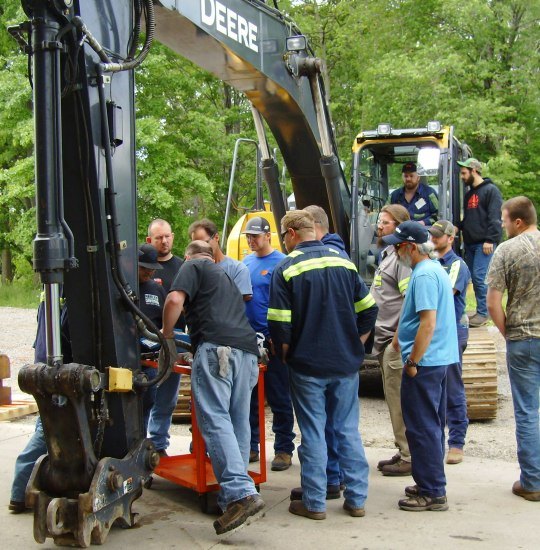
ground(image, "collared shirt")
xmin=389 ymin=183 xmax=439 ymax=225
xmin=486 ymin=230 xmax=540 ymax=340
xmin=370 ymin=246 xmax=411 ymax=355
xmin=438 ymin=249 xmax=470 ymax=325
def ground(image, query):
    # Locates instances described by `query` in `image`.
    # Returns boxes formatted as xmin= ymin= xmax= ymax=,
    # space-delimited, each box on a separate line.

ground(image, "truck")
xmin=8 ymin=1 xmax=495 ymax=546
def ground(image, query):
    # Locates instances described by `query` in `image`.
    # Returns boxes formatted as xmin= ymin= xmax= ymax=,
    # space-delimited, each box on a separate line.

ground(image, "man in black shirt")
xmin=138 ymin=244 xmax=168 ymax=429
xmin=146 ymin=219 xmax=184 ymax=455
xmin=162 ymin=240 xmax=264 ymax=535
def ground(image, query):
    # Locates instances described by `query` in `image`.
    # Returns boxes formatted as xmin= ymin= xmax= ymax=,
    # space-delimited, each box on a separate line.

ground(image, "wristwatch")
xmin=405 ymin=357 xmax=418 ymax=369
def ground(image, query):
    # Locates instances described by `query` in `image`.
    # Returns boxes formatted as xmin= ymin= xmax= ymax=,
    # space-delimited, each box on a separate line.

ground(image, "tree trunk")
xmin=1 ymin=248 xmax=13 ymax=284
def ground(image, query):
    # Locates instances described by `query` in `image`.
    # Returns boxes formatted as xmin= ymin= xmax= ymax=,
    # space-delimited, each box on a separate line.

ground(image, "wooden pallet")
xmin=172 ymin=376 xmax=192 ymax=422
xmin=0 ymin=400 xmax=38 ymax=421
xmin=462 ymin=327 xmax=498 ymax=420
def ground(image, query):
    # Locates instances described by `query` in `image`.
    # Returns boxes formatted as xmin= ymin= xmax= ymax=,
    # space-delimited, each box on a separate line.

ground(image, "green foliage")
xmin=1 ymin=0 xmax=539 ymax=287
xmin=0 ymin=279 xmax=40 ymax=308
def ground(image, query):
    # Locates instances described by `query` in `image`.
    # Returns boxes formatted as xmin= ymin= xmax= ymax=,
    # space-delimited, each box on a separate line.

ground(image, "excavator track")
xmin=462 ymin=326 xmax=498 ymax=420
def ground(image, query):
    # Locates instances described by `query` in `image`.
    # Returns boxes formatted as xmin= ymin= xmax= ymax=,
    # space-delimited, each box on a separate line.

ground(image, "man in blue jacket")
xmin=268 ymin=210 xmax=378 ymax=520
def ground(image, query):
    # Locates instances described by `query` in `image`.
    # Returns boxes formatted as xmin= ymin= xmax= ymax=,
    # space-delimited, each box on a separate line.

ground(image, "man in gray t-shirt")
xmin=487 ymin=196 xmax=540 ymax=502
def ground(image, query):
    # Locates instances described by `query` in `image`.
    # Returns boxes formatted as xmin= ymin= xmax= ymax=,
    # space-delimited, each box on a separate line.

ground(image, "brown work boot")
xmin=512 ymin=481 xmax=540 ymax=502
xmin=271 ymin=452 xmax=292 ymax=471
xmin=249 ymin=450 xmax=259 ymax=463
xmin=398 ymin=495 xmax=448 ymax=512
xmin=288 ymin=500 xmax=326 ymax=520
xmin=290 ymin=484 xmax=341 ymax=501
xmin=8 ymin=500 xmax=27 ymax=514
xmin=469 ymin=313 xmax=489 ymax=327
xmin=213 ymin=494 xmax=265 ymax=534
xmin=381 ymin=459 xmax=412 ymax=476
xmin=377 ymin=453 xmax=401 ymax=471
xmin=446 ymin=448 xmax=464 ymax=464
xmin=343 ymin=501 xmax=365 ymax=517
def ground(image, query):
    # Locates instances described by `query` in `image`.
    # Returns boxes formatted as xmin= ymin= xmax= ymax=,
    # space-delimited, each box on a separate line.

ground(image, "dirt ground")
xmin=0 ymin=306 xmax=516 ymax=462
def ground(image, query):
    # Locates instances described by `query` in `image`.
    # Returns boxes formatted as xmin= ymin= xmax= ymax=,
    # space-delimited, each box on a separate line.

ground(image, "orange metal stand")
xmin=143 ymin=360 xmax=267 ymax=509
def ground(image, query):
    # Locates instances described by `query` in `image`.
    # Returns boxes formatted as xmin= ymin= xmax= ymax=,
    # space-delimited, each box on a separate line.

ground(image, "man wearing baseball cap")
xmin=242 ymin=216 xmax=295 ymax=472
xmin=429 ymin=221 xmax=471 ymax=465
xmin=388 ymin=162 xmax=439 ymax=226
xmin=455 ymin=158 xmax=503 ymax=327
xmin=382 ymin=221 xmax=459 ymax=512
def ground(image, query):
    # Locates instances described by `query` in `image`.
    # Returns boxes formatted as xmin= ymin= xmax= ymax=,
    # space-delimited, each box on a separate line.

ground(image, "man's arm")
xmin=267 ymin=266 xmax=292 ymax=363
xmin=162 ymin=290 xmax=186 ymax=338
xmin=487 ymin=288 xmax=506 ymax=338
xmin=484 ymin=186 xmax=503 ymax=249
xmin=408 ymin=309 xmax=436 ymax=364
xmin=426 ymin=190 xmax=439 ymax=226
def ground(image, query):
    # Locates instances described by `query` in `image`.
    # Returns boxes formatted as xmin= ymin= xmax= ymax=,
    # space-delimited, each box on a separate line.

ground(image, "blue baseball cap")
xmin=382 ymin=221 xmax=429 ymax=245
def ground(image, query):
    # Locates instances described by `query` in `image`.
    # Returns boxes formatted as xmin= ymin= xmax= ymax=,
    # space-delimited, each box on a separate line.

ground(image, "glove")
xmin=158 ymin=337 xmax=178 ymax=374
xmin=256 ymin=332 xmax=269 ymax=366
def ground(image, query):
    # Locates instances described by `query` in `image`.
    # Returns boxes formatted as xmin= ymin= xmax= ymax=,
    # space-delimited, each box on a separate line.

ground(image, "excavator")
xmin=8 ymin=0 xmax=495 ymax=546
xmin=7 ymin=0 xmax=358 ymax=546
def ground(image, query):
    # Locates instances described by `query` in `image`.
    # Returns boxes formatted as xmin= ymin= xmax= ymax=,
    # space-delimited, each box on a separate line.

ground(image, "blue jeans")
xmin=464 ymin=243 xmax=494 ymax=317
xmin=447 ymin=326 xmax=469 ymax=449
xmin=11 ymin=417 xmax=47 ymax=503
xmin=250 ymin=351 xmax=295 ymax=455
xmin=142 ymin=366 xmax=157 ymax=432
xmin=288 ymin=369 xmax=369 ymax=512
xmin=401 ymin=365 xmax=448 ymax=497
xmin=506 ymin=338 xmax=540 ymax=491
xmin=148 ymin=371 xmax=181 ymax=451
xmin=191 ymin=342 xmax=259 ymax=511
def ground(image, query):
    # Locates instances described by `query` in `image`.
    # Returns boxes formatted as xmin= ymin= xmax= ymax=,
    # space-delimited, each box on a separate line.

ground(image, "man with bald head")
xmin=162 ymin=240 xmax=264 ymax=534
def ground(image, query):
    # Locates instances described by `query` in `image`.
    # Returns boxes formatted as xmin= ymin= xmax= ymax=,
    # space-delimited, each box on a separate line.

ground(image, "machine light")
xmin=427 ymin=120 xmax=442 ymax=132
xmin=286 ymin=35 xmax=307 ymax=52
xmin=377 ymin=123 xmax=392 ymax=136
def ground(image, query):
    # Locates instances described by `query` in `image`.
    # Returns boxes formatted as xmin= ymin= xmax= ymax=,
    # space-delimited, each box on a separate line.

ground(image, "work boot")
xmin=271 ymin=452 xmax=292 ymax=471
xmin=343 ymin=501 xmax=365 ymax=517
xmin=446 ymin=448 xmax=464 ymax=464
xmin=404 ymin=485 xmax=419 ymax=497
xmin=469 ymin=313 xmax=489 ymax=327
xmin=377 ymin=453 xmax=401 ymax=471
xmin=213 ymin=494 xmax=265 ymax=534
xmin=288 ymin=500 xmax=326 ymax=520
xmin=8 ymin=500 xmax=27 ymax=514
xmin=398 ymin=495 xmax=449 ymax=512
xmin=381 ymin=459 xmax=412 ymax=476
xmin=290 ymin=484 xmax=341 ymax=501
xmin=512 ymin=481 xmax=540 ymax=502
xmin=249 ymin=450 xmax=259 ymax=463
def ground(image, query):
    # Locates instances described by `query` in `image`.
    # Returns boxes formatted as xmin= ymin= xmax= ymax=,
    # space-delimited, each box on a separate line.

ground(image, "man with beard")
xmin=383 ymin=221 xmax=459 ymax=512
xmin=370 ymin=205 xmax=412 ymax=476
xmin=456 ymin=158 xmax=502 ymax=327
xmin=242 ymin=216 xmax=295 ymax=471
xmin=146 ymin=219 xmax=184 ymax=456
xmin=389 ymin=162 xmax=438 ymax=226
xmin=429 ymin=221 xmax=471 ymax=465
xmin=487 ymin=196 xmax=540 ymax=502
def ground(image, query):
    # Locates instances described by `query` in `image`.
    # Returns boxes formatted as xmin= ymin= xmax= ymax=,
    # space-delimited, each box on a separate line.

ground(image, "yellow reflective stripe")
xmin=288 ymin=250 xmax=304 ymax=258
xmin=355 ymin=294 xmax=376 ymax=313
xmin=267 ymin=308 xmax=292 ymax=322
xmin=449 ymin=260 xmax=460 ymax=287
xmin=398 ymin=276 xmax=410 ymax=294
xmin=374 ymin=274 xmax=382 ymax=287
xmin=283 ymin=257 xmax=357 ymax=281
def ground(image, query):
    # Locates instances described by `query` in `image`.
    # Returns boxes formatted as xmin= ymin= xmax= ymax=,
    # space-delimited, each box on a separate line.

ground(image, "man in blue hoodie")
xmin=456 ymin=158 xmax=502 ymax=327
xmin=269 ymin=209 xmax=378 ymax=520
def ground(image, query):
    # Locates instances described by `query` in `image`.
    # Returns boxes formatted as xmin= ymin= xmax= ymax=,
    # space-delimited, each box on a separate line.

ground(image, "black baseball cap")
xmin=382 ymin=221 xmax=429 ymax=245
xmin=402 ymin=162 xmax=417 ymax=173
xmin=138 ymin=243 xmax=163 ymax=270
xmin=243 ymin=216 xmax=271 ymax=235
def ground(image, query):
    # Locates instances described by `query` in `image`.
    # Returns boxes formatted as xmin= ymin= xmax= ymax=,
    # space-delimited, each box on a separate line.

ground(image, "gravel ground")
xmin=0 ymin=307 xmax=516 ymax=462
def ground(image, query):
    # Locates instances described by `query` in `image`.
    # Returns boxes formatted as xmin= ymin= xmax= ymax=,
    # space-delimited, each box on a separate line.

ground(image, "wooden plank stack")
xmin=0 ymin=354 xmax=39 ymax=421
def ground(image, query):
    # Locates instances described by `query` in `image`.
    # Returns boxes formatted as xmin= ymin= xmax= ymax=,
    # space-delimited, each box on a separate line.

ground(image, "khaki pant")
xmin=378 ymin=344 xmax=410 ymax=461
